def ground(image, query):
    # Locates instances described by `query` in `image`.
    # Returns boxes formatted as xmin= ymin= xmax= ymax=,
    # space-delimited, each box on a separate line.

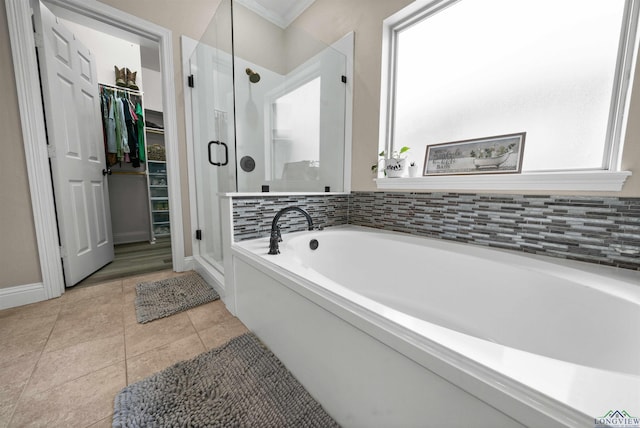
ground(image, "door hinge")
xmin=34 ymin=32 xmax=44 ymax=49
xmin=195 ymin=229 xmax=202 ymax=240
xmin=341 ymin=75 xmax=347 ymax=84
xmin=188 ymin=74 xmax=195 ymax=88
xmin=59 ymin=245 xmax=66 ymax=258
xmin=47 ymin=145 xmax=56 ymax=158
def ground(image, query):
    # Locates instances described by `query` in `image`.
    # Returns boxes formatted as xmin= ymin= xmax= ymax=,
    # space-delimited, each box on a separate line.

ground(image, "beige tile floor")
xmin=0 ymin=270 xmax=249 ymax=428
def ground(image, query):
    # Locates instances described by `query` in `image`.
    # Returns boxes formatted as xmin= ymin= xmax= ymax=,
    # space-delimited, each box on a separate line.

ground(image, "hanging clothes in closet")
xmin=99 ymin=84 xmax=146 ymax=167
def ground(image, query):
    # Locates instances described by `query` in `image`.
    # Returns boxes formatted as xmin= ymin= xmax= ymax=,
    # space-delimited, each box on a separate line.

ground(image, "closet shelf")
xmin=144 ymin=109 xmax=169 ymax=240
xmin=111 ymin=171 xmax=146 ymax=176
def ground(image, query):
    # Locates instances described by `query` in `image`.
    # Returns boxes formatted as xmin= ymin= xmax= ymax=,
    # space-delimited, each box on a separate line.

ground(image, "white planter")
xmin=385 ymin=158 xmax=407 ymax=178
xmin=408 ymin=165 xmax=421 ymax=177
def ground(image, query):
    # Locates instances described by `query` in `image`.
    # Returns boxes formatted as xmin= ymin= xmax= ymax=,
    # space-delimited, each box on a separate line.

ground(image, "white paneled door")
xmin=32 ymin=0 xmax=114 ymax=286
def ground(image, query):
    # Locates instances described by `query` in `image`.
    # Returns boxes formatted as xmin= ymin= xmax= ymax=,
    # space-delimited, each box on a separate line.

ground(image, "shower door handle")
xmin=219 ymin=142 xmax=229 ymax=166
xmin=208 ymin=141 xmax=229 ymax=166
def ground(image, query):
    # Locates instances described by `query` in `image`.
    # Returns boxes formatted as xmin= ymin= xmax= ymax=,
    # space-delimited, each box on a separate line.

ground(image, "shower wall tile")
xmin=232 ymin=195 xmax=349 ymax=241
xmin=349 ymin=192 xmax=640 ymax=271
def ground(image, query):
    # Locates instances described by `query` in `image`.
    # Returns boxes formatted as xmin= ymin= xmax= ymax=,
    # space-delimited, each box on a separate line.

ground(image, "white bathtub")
xmin=231 ymin=226 xmax=640 ymax=427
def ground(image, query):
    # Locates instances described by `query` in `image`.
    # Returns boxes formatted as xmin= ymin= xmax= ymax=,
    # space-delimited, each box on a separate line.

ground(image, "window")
xmin=379 ymin=0 xmax=637 ymax=190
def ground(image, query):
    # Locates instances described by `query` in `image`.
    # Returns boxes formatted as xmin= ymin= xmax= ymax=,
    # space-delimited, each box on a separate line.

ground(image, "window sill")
xmin=375 ymin=171 xmax=632 ymax=192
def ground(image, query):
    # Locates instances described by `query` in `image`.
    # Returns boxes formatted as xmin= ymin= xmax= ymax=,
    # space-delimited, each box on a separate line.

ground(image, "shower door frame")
xmin=182 ymin=36 xmax=234 ymax=306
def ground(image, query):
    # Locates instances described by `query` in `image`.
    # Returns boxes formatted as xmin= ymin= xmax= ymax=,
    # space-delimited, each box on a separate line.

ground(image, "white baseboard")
xmin=0 ymin=282 xmax=48 ymax=310
xmin=195 ymin=264 xmax=225 ymax=294
xmin=113 ymin=231 xmax=152 ymax=245
xmin=0 ymin=258 xmax=198 ymax=311
xmin=182 ymin=256 xmax=195 ymax=271
xmin=190 ymin=256 xmax=226 ymax=297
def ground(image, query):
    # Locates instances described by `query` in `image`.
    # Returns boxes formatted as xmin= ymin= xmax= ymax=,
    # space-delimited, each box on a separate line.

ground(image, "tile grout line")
xmin=32 ymin=331 xmax=125 ymax=358
xmin=83 ymin=415 xmax=112 ymax=428
xmin=122 ymin=279 xmax=130 ymax=387
xmin=6 ymin=298 xmax=64 ymax=427
xmin=186 ymin=309 xmax=208 ymax=351
xmin=14 ymin=353 xmax=127 ymax=398
xmin=10 ymin=363 xmax=123 ymax=427
xmin=11 ymin=280 xmax=127 ymax=427
xmin=7 ymin=273 xmax=196 ymax=427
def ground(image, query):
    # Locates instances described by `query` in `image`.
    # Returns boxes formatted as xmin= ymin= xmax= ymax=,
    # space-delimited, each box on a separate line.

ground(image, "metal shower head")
xmin=246 ymin=68 xmax=261 ymax=83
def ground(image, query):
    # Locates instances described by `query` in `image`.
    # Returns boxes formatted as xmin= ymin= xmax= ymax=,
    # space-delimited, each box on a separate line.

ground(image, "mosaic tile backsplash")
xmin=231 ymin=192 xmax=640 ymax=270
xmin=232 ymin=195 xmax=349 ymax=241
xmin=350 ymin=192 xmax=640 ymax=271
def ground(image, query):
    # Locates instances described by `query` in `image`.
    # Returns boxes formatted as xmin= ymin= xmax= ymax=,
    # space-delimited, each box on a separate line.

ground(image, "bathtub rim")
xmin=232 ymin=225 xmax=640 ymax=427
xmin=233 ymin=247 xmax=624 ymax=426
xmin=231 ymin=244 xmax=583 ymax=427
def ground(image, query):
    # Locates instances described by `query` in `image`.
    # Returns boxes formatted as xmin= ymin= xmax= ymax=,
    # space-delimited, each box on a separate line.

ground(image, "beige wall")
xmin=293 ymin=0 xmax=640 ymax=196
xmin=0 ymin=1 xmax=42 ymax=289
xmin=291 ymin=0 xmax=414 ymax=191
xmin=621 ymin=62 xmax=640 ymax=196
xmin=1 ymin=0 xmax=639 ymax=290
xmin=232 ymin=3 xmax=286 ymax=75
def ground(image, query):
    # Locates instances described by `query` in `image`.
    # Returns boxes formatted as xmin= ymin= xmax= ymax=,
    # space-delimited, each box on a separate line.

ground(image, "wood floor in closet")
xmin=74 ymin=238 xmax=172 ymax=288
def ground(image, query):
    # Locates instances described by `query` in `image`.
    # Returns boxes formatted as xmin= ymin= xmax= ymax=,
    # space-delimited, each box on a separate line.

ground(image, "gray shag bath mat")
xmin=134 ymin=272 xmax=219 ymax=324
xmin=113 ymin=332 xmax=339 ymax=427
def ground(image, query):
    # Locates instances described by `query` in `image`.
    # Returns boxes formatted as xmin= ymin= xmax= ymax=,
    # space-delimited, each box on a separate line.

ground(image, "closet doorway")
xmin=43 ymin=4 xmax=171 ymax=287
xmin=7 ymin=0 xmax=185 ymax=296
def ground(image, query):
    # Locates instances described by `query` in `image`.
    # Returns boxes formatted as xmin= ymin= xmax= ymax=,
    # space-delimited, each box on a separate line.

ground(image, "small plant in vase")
xmin=371 ymin=146 xmax=410 ymax=178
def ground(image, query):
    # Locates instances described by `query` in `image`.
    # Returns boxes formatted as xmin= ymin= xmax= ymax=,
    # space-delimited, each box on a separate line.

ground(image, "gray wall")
xmin=108 ymin=175 xmax=151 ymax=244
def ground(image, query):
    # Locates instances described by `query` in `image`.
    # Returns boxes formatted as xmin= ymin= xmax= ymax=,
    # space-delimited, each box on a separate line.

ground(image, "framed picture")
xmin=423 ymin=132 xmax=526 ymax=176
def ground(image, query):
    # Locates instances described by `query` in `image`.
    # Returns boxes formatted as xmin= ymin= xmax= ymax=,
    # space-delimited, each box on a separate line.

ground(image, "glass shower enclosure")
xmin=187 ymin=0 xmax=235 ymax=275
xmin=187 ymin=0 xmax=349 ymax=280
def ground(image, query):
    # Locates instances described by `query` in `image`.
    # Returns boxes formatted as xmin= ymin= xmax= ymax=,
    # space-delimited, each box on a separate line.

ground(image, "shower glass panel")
xmin=271 ymin=77 xmax=321 ymax=181
xmin=232 ymin=5 xmax=347 ymax=192
xmin=189 ymin=0 xmax=236 ymax=270
xmin=188 ymin=1 xmax=350 ymax=273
